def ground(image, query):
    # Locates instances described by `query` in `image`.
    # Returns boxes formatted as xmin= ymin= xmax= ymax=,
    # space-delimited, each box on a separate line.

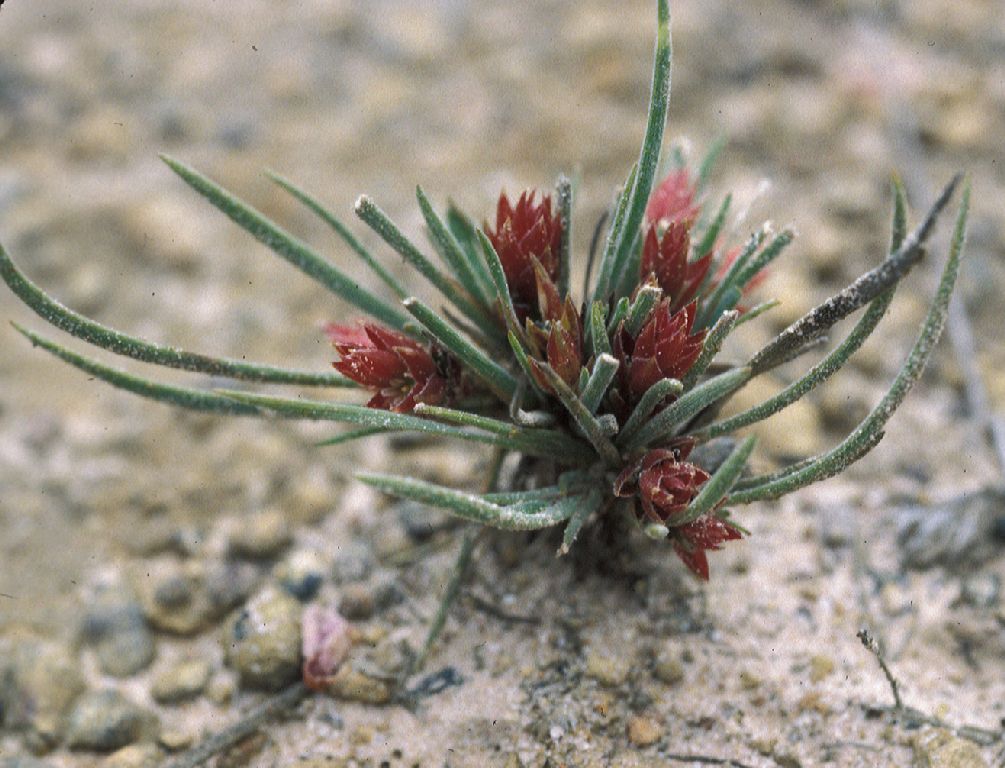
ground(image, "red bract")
xmin=485 ymin=190 xmax=563 ymax=322
xmin=615 ymin=300 xmax=706 ymax=407
xmin=645 ymin=168 xmax=700 ymax=226
xmin=640 ymin=223 xmax=713 ymax=315
xmin=327 ymin=322 xmax=449 ymax=413
xmin=671 ymin=516 xmax=742 ymax=581
xmin=614 ymin=443 xmax=709 ymax=523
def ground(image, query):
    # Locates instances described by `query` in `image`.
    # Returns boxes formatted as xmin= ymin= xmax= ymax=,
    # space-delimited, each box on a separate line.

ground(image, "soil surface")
xmin=1 ymin=1 xmax=1003 ymax=766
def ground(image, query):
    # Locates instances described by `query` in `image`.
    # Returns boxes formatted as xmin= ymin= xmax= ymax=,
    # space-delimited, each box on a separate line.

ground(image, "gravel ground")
xmin=1 ymin=1 xmax=1004 ymax=766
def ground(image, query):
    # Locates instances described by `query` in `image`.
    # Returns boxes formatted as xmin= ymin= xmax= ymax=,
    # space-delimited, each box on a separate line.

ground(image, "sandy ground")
xmin=1 ymin=1 xmax=1004 ymax=766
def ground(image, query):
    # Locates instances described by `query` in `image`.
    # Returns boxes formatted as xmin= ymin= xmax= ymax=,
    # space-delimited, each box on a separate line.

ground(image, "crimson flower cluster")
xmin=329 ymin=165 xmax=753 ymax=579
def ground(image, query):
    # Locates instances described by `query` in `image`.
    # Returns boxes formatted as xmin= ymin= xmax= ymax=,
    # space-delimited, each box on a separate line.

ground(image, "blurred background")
xmin=0 ymin=0 xmax=1002 ymax=764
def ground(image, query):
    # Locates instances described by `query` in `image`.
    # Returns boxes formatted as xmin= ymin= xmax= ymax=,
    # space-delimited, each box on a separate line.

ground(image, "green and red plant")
xmin=0 ymin=0 xmax=969 ymax=585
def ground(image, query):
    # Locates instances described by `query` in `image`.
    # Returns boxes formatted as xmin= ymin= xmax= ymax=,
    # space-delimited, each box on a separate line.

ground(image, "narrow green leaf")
xmin=608 ymin=0 xmax=672 ymax=292
xmin=682 ymin=309 xmax=739 ymax=389
xmin=700 ymin=185 xmax=910 ymax=440
xmin=589 ymin=301 xmax=612 ymax=358
xmin=160 ymin=155 xmax=408 ymax=330
xmin=507 ymin=331 xmax=545 ymax=397
xmin=606 ymin=296 xmax=630 ymax=335
xmin=748 ymin=174 xmax=962 ymax=375
xmin=266 ymin=171 xmax=408 ymax=299
xmin=591 ymin=163 xmax=638 ymax=304
xmin=732 ymin=228 xmax=794 ymax=290
xmin=357 ymin=474 xmax=577 ymax=530
xmin=219 ymin=388 xmax=593 ymax=463
xmin=477 ymin=230 xmax=522 ymax=337
xmin=12 ymin=323 xmax=261 ymax=416
xmin=624 ymin=284 xmax=663 ymax=337
xmin=446 ymin=202 xmax=495 ymax=302
xmin=558 ymin=487 xmax=604 ymax=555
xmin=673 ymin=435 xmax=756 ymax=526
xmin=617 ymin=377 xmax=684 ymax=445
xmin=692 ymin=193 xmax=731 ymax=260
xmin=416 ymin=186 xmax=495 ymax=309
xmin=695 ymin=135 xmax=727 ymax=193
xmin=403 ymin=297 xmax=517 ymax=402
xmin=579 ymin=354 xmax=620 ymax=414
xmin=315 ymin=426 xmax=388 ymax=447
xmin=734 ymin=299 xmax=780 ymax=328
xmin=624 ymin=366 xmax=751 ymax=450
xmin=0 ymin=246 xmax=354 ymax=388
xmin=730 ymin=180 xmax=970 ymax=503
xmin=355 ymin=195 xmax=499 ymax=340
xmin=556 ymin=176 xmax=573 ymax=298
xmin=534 ymin=362 xmax=622 ymax=465
xmin=697 ymin=227 xmax=767 ymax=328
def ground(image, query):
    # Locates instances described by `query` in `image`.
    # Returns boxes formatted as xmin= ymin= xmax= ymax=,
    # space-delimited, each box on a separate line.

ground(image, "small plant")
xmin=1 ymin=0 xmax=968 ymax=586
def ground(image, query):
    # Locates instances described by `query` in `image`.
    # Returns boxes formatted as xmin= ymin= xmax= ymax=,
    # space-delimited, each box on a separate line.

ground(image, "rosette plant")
xmin=1 ymin=0 xmax=969 ymax=589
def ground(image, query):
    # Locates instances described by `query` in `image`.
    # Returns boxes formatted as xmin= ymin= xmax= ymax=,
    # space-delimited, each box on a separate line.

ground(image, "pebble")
xmin=79 ymin=584 xmax=156 ymax=677
xmin=584 ymin=651 xmax=629 ymax=687
xmin=0 ymin=638 xmax=86 ymax=751
xmin=652 ymin=646 xmax=685 ymax=686
xmin=808 ymin=654 xmax=835 ymax=682
xmin=228 ymin=510 xmax=292 ymax=560
xmin=626 ymin=715 xmax=661 ymax=747
xmin=150 ymin=658 xmax=211 ymax=704
xmin=157 ymin=726 xmax=195 ymax=752
xmin=66 ymin=690 xmax=156 ymax=752
xmin=897 ymin=488 xmax=1004 ymax=570
xmin=274 ymin=550 xmax=326 ymax=602
xmin=331 ymin=542 xmax=374 ymax=584
xmin=102 ymin=744 xmax=163 ymax=768
xmin=324 ymin=666 xmax=392 ymax=705
xmin=912 ymin=729 xmax=988 ymax=768
xmin=957 ymin=573 xmax=1001 ymax=609
xmin=338 ymin=583 xmax=376 ymax=620
xmin=395 ymin=500 xmax=451 ymax=542
xmin=224 ymin=586 xmax=302 ymax=691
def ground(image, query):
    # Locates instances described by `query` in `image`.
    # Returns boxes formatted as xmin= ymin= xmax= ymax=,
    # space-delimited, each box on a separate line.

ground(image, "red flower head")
xmin=614 ymin=442 xmax=709 ymax=523
xmin=671 ymin=516 xmax=742 ymax=581
xmin=525 ymin=263 xmax=584 ymax=393
xmin=610 ymin=300 xmax=706 ymax=418
xmin=640 ymin=223 xmax=713 ymax=315
xmin=614 ymin=443 xmax=741 ymax=581
xmin=326 ymin=322 xmax=452 ymax=413
xmin=485 ymin=190 xmax=563 ymax=322
xmin=645 ymin=168 xmax=700 ymax=227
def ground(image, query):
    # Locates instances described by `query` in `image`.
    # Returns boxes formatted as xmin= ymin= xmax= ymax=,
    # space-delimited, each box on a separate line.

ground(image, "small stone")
xmin=325 ymin=667 xmax=392 ymax=705
xmin=626 ymin=715 xmax=661 ymax=747
xmin=585 ymin=651 xmax=629 ymax=687
xmin=957 ymin=572 xmax=1001 ymax=609
xmin=228 ymin=511 xmax=292 ymax=560
xmin=652 ymin=646 xmax=685 ymax=686
xmin=275 ymin=550 xmax=326 ymax=602
xmin=739 ymin=670 xmax=762 ymax=691
xmin=79 ymin=584 xmax=156 ymax=678
xmin=135 ymin=561 xmax=211 ymax=636
xmin=158 ymin=727 xmax=195 ymax=752
xmin=224 ymin=586 xmax=302 ymax=691
xmin=338 ymin=583 xmax=375 ymax=621
xmin=150 ymin=658 xmax=211 ymax=704
xmin=809 ymin=655 xmax=835 ymax=683
xmin=204 ymin=560 xmax=260 ymax=616
xmin=331 ymin=542 xmax=374 ymax=584
xmin=0 ymin=638 xmax=86 ymax=751
xmin=66 ymin=690 xmax=155 ymax=752
xmin=372 ymin=635 xmax=412 ymax=678
xmin=102 ymin=744 xmax=163 ymax=768
xmin=206 ymin=676 xmax=235 ymax=706
xmin=395 ymin=501 xmax=451 ymax=542
xmin=913 ymin=729 xmax=988 ymax=768
xmin=897 ymin=488 xmax=1004 ymax=570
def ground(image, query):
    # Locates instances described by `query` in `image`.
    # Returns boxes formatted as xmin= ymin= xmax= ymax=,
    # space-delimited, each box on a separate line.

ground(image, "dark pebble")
xmin=66 ymin=690 xmax=155 ymax=752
